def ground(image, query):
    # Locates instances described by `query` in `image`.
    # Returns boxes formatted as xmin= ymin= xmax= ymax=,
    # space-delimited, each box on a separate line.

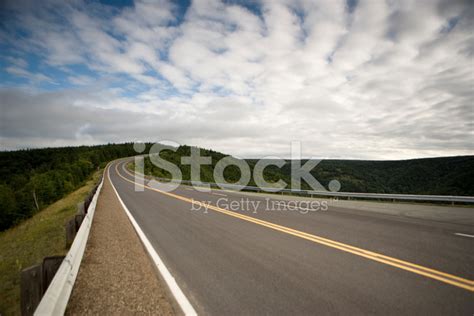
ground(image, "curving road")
xmin=108 ymin=159 xmax=474 ymax=315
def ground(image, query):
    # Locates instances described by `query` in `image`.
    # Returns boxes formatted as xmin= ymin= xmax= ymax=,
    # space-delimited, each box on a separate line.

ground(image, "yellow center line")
xmin=114 ymin=161 xmax=474 ymax=292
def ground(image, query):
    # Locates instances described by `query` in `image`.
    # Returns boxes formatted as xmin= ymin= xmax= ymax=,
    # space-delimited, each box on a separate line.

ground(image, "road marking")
xmin=126 ymin=165 xmax=311 ymax=212
xmin=455 ymin=233 xmax=474 ymax=238
xmin=212 ymin=192 xmax=227 ymax=197
xmin=109 ymin=163 xmax=197 ymax=316
xmin=115 ymin=161 xmax=474 ymax=292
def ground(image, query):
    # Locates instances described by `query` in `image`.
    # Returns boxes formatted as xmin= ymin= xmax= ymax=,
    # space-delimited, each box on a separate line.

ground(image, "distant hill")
xmin=141 ymin=145 xmax=286 ymax=186
xmin=144 ymin=145 xmax=474 ymax=195
xmin=273 ymin=156 xmax=474 ymax=196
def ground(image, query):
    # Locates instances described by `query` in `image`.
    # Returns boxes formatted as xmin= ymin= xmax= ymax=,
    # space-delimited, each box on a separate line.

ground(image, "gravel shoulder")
xmin=66 ymin=170 xmax=176 ymax=315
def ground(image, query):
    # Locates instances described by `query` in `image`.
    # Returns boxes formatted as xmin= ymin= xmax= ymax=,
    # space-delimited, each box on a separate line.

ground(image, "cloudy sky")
xmin=0 ymin=0 xmax=473 ymax=159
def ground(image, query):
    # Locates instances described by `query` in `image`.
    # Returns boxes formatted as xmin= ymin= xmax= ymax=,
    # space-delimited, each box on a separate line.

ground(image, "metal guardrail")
xmin=137 ymin=172 xmax=474 ymax=204
xmin=33 ymin=173 xmax=104 ymax=315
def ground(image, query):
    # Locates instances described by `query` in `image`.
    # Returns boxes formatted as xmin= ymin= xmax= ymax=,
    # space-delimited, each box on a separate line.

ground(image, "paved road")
xmin=109 ymin=160 xmax=474 ymax=315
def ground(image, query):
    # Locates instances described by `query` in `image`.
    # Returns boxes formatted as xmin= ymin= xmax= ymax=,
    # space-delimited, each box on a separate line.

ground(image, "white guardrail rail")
xmin=34 ymin=173 xmax=105 ymax=316
xmin=141 ymin=174 xmax=474 ymax=204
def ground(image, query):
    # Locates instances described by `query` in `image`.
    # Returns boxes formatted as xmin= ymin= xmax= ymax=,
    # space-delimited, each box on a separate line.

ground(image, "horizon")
xmin=1 ymin=0 xmax=473 ymax=159
xmin=1 ymin=141 xmax=473 ymax=161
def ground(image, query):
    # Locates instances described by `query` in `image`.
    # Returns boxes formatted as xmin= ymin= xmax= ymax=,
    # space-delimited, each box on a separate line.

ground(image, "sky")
xmin=0 ymin=0 xmax=473 ymax=159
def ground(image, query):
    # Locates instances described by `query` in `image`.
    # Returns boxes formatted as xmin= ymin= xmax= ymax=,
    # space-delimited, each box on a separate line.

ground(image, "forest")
xmin=143 ymin=145 xmax=474 ymax=195
xmin=141 ymin=145 xmax=286 ymax=186
xmin=277 ymin=156 xmax=474 ymax=195
xmin=0 ymin=143 xmax=150 ymax=231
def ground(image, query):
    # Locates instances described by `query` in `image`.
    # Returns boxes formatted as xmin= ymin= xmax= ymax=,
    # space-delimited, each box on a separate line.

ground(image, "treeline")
xmin=144 ymin=146 xmax=474 ymax=196
xmin=0 ymin=143 xmax=146 ymax=231
xmin=299 ymin=157 xmax=474 ymax=195
xmin=254 ymin=156 xmax=473 ymax=195
xmin=142 ymin=145 xmax=286 ymax=186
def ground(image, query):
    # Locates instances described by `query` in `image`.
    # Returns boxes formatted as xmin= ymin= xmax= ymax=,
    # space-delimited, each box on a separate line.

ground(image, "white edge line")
xmin=454 ymin=233 xmax=474 ymax=238
xmin=35 ymin=169 xmax=105 ymax=316
xmin=107 ymin=163 xmax=198 ymax=316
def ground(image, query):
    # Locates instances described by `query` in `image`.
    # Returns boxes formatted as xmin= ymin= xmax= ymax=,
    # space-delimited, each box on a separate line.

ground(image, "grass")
xmin=0 ymin=170 xmax=102 ymax=316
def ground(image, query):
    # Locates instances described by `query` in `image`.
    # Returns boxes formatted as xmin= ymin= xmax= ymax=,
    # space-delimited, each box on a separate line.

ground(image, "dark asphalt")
xmin=109 ymin=160 xmax=474 ymax=315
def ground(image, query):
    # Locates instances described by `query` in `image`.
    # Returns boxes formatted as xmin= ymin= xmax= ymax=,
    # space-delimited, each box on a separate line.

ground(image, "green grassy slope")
xmin=0 ymin=170 xmax=102 ymax=316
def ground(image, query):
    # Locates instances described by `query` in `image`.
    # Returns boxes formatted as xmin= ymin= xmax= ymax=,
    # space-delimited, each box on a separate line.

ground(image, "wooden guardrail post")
xmin=42 ymin=256 xmax=65 ymax=293
xmin=20 ymin=256 xmax=64 ymax=316
xmin=66 ymin=201 xmax=87 ymax=248
xmin=21 ymin=264 xmax=43 ymax=316
xmin=77 ymin=201 xmax=85 ymax=216
xmin=66 ymin=218 xmax=77 ymax=248
xmin=75 ymin=214 xmax=85 ymax=230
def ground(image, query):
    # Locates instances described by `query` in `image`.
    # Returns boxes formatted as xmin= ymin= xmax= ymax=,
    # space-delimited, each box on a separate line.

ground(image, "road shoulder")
xmin=66 ymin=168 xmax=176 ymax=315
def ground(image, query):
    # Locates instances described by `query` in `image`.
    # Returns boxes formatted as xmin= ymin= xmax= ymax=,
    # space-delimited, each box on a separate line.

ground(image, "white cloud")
xmin=5 ymin=66 xmax=55 ymax=84
xmin=0 ymin=0 xmax=473 ymax=159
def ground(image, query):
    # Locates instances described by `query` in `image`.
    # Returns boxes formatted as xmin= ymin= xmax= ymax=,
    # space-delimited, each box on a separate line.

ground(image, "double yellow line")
xmin=114 ymin=161 xmax=474 ymax=292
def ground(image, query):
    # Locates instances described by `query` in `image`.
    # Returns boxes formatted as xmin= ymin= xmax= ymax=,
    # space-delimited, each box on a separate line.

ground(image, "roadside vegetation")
xmin=0 ymin=143 xmax=150 ymax=231
xmin=0 ymin=170 xmax=102 ymax=316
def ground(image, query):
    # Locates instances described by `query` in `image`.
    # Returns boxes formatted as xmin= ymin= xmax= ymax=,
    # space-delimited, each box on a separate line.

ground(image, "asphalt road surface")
xmin=108 ymin=160 xmax=474 ymax=315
